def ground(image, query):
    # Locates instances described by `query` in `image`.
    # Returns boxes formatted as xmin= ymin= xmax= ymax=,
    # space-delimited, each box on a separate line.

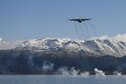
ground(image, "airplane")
xmin=68 ymin=18 xmax=92 ymax=23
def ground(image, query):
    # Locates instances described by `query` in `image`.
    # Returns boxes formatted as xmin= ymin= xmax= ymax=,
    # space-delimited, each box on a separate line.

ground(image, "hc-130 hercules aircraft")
xmin=68 ymin=18 xmax=92 ymax=23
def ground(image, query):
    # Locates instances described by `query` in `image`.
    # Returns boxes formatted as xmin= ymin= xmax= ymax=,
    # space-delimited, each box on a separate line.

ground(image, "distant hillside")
xmin=0 ymin=49 xmax=126 ymax=74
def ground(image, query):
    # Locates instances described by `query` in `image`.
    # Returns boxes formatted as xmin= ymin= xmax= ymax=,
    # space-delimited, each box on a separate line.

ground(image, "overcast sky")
xmin=0 ymin=0 xmax=126 ymax=41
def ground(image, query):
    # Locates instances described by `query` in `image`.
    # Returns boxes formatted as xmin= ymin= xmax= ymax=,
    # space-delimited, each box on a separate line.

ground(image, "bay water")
xmin=0 ymin=75 xmax=126 ymax=84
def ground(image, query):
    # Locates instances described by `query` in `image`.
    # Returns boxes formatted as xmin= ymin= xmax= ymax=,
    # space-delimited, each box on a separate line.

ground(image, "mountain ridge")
xmin=15 ymin=37 xmax=126 ymax=57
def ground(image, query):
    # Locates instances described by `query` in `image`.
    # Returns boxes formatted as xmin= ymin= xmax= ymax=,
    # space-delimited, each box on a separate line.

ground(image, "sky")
xmin=0 ymin=0 xmax=126 ymax=41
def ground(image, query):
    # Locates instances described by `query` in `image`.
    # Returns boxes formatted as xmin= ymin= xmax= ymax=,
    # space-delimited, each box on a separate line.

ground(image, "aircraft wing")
xmin=81 ymin=18 xmax=92 ymax=21
xmin=68 ymin=19 xmax=79 ymax=21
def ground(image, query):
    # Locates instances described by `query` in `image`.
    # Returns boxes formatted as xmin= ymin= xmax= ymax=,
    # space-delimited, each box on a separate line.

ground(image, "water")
xmin=0 ymin=75 xmax=126 ymax=84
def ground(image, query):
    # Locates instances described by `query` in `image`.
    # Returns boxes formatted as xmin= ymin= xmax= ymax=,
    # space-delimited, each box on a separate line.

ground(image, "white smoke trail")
xmin=42 ymin=60 xmax=54 ymax=73
xmin=57 ymin=66 xmax=70 ymax=76
xmin=57 ymin=67 xmax=80 ymax=76
xmin=57 ymin=67 xmax=89 ymax=77
xmin=94 ymin=68 xmax=106 ymax=77
xmin=113 ymin=71 xmax=122 ymax=76
xmin=69 ymin=67 xmax=79 ymax=77
xmin=80 ymin=71 xmax=89 ymax=77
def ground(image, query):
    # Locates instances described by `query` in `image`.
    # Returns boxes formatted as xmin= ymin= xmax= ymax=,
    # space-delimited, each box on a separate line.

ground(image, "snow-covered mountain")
xmin=1 ymin=34 xmax=126 ymax=74
xmin=0 ymin=34 xmax=126 ymax=57
xmin=16 ymin=37 xmax=126 ymax=57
